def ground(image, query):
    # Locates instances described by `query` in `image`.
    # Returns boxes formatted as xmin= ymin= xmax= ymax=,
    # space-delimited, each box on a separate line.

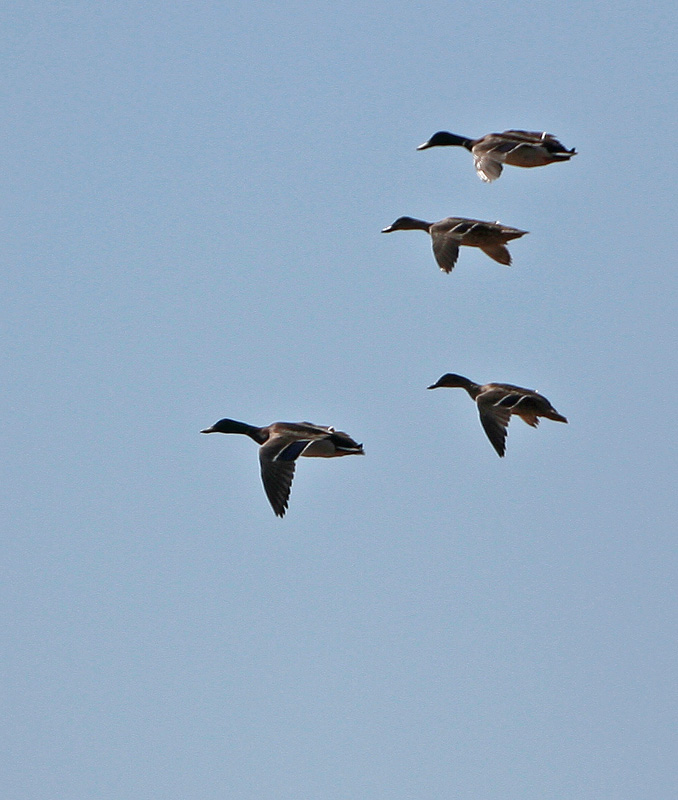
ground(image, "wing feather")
xmin=473 ymin=154 xmax=503 ymax=182
xmin=431 ymin=232 xmax=461 ymax=272
xmin=259 ymin=436 xmax=311 ymax=517
xmin=477 ymin=394 xmax=512 ymax=457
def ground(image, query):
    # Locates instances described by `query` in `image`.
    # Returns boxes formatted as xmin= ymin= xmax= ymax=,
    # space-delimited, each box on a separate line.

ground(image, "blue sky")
xmin=3 ymin=2 xmax=677 ymax=798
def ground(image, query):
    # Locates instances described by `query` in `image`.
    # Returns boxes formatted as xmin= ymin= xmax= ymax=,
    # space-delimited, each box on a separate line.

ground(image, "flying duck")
xmin=427 ymin=374 xmax=567 ymax=457
xmin=417 ymin=129 xmax=576 ymax=182
xmin=381 ymin=216 xmax=527 ymax=272
xmin=201 ymin=418 xmax=364 ymax=517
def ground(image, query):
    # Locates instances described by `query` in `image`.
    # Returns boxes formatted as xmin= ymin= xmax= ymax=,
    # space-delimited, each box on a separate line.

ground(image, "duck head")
xmin=381 ymin=216 xmax=429 ymax=233
xmin=417 ymin=131 xmax=470 ymax=150
xmin=201 ymin=418 xmax=253 ymax=435
xmin=427 ymin=373 xmax=473 ymax=390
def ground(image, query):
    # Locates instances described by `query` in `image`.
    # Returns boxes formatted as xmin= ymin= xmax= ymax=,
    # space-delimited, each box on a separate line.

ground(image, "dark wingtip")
xmin=271 ymin=496 xmax=289 ymax=518
xmin=490 ymin=439 xmax=507 ymax=457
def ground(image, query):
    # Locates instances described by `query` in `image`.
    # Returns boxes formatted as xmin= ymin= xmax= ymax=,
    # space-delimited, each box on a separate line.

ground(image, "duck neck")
xmin=451 ymin=376 xmax=481 ymax=398
xmin=441 ymin=132 xmax=474 ymax=150
xmin=462 ymin=382 xmax=482 ymax=400
xmin=407 ymin=217 xmax=434 ymax=232
xmin=237 ymin=422 xmax=268 ymax=444
xmin=219 ymin=419 xmax=268 ymax=443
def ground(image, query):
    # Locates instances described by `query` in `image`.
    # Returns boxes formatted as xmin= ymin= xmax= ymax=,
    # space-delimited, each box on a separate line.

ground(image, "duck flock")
xmin=203 ymin=128 xmax=576 ymax=517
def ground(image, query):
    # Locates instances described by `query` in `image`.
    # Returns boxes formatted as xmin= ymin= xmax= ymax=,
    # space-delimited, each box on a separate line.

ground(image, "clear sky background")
xmin=3 ymin=2 xmax=677 ymax=798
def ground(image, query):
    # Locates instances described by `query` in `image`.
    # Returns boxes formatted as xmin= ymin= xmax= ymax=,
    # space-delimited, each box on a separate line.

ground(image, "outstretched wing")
xmin=479 ymin=243 xmax=511 ymax=265
xmin=259 ymin=436 xmax=312 ymax=517
xmin=477 ymin=392 xmax=513 ymax=457
xmin=431 ymin=232 xmax=461 ymax=273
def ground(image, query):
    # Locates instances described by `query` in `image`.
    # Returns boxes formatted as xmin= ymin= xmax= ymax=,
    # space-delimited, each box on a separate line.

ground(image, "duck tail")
xmin=330 ymin=430 xmax=365 ymax=454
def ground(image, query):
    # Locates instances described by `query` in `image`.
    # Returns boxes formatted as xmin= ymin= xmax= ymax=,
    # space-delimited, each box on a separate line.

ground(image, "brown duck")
xmin=427 ymin=374 xmax=567 ymax=457
xmin=381 ymin=216 xmax=527 ymax=272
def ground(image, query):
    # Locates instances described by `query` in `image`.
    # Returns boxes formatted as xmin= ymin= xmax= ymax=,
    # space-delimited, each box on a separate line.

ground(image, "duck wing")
xmin=502 ymin=130 xmax=573 ymax=152
xmin=431 ymin=231 xmax=461 ymax=273
xmin=500 ymin=130 xmax=549 ymax=142
xmin=430 ymin=219 xmax=484 ymax=271
xmin=474 ymin=132 xmax=550 ymax=180
xmin=476 ymin=390 xmax=514 ymax=457
xmin=479 ymin=243 xmax=511 ymax=265
xmin=473 ymin=153 xmax=503 ymax=182
xmin=259 ymin=435 xmax=315 ymax=517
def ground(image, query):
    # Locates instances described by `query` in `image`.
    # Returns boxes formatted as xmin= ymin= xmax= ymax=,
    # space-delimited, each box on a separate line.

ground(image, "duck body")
xmin=381 ymin=216 xmax=527 ymax=272
xmin=427 ymin=374 xmax=567 ymax=457
xmin=417 ymin=129 xmax=576 ymax=182
xmin=201 ymin=418 xmax=364 ymax=517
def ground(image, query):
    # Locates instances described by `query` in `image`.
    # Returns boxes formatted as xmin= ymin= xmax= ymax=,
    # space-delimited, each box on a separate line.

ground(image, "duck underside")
xmin=504 ymin=145 xmax=574 ymax=167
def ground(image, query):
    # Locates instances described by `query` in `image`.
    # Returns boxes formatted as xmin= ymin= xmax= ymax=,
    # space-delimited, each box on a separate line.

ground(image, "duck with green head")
xmin=201 ymin=418 xmax=364 ymax=517
xmin=417 ymin=129 xmax=576 ymax=182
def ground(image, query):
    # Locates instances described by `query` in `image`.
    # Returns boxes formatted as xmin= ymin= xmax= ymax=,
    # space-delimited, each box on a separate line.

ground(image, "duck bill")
xmin=200 ymin=427 xmax=216 ymax=433
xmin=381 ymin=225 xmax=395 ymax=233
xmin=416 ymin=140 xmax=433 ymax=150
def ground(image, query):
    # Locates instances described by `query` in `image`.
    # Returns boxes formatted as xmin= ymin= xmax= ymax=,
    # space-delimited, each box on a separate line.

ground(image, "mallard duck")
xmin=427 ymin=374 xmax=567 ymax=457
xmin=201 ymin=418 xmax=364 ymax=517
xmin=417 ymin=129 xmax=576 ymax=182
xmin=381 ymin=216 xmax=527 ymax=272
